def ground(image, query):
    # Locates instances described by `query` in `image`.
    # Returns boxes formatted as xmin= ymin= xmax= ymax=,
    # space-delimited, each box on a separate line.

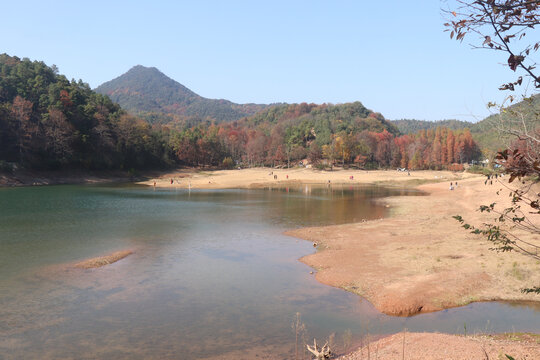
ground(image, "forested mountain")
xmin=392 ymin=119 xmax=472 ymax=134
xmin=0 ymin=54 xmax=172 ymax=170
xmin=95 ymin=65 xmax=269 ymax=125
xmin=470 ymin=94 xmax=540 ymax=157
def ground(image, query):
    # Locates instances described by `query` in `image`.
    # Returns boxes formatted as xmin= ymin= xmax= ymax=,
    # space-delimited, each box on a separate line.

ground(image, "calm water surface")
xmin=0 ymin=184 xmax=538 ymax=359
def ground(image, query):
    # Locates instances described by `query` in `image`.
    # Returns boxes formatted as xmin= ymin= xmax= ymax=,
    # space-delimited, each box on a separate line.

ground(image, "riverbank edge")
xmin=285 ymin=176 xmax=540 ymax=319
xmin=336 ymin=331 xmax=540 ymax=360
xmin=0 ymin=169 xmax=152 ymax=187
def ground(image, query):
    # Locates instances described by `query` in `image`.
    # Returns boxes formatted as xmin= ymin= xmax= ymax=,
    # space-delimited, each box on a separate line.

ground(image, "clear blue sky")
xmin=1 ymin=1 xmax=536 ymax=121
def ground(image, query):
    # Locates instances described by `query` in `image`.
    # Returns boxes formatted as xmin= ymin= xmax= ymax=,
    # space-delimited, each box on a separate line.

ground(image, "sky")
xmin=1 ymin=0 xmax=538 ymax=122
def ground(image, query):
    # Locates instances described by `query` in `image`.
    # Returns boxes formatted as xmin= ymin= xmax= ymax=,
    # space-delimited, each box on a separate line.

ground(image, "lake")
xmin=1 ymin=184 xmax=539 ymax=359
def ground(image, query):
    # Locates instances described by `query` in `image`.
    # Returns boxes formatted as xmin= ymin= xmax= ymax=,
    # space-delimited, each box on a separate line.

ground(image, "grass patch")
xmin=374 ymin=178 xmax=446 ymax=188
xmin=506 ymin=261 xmax=529 ymax=281
xmin=75 ymin=250 xmax=133 ymax=269
xmin=488 ymin=332 xmax=540 ymax=344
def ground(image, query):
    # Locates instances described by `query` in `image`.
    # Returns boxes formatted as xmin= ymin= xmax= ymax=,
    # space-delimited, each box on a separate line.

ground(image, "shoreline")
xmin=337 ymin=331 xmax=540 ymax=360
xmin=286 ymin=176 xmax=540 ymax=317
xmin=138 ymin=167 xmax=539 ymax=316
xmin=0 ymin=169 xmax=144 ymax=187
xmin=4 ymin=167 xmax=539 ymax=316
xmin=138 ymin=167 xmax=471 ymax=189
xmin=4 ymin=167 xmax=538 ymax=358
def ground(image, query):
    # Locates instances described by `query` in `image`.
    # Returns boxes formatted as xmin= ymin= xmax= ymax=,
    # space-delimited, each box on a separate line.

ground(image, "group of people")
xmin=449 ymin=181 xmax=458 ymax=190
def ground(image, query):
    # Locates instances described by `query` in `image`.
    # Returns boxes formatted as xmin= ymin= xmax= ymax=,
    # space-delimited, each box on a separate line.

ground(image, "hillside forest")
xmin=0 ymin=54 xmax=481 ymax=172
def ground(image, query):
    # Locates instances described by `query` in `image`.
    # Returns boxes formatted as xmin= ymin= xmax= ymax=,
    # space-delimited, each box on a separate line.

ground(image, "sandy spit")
xmin=74 ymin=250 xmax=134 ymax=269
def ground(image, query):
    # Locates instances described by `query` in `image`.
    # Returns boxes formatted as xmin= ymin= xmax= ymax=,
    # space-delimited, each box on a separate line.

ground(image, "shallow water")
xmin=0 ymin=184 xmax=538 ymax=359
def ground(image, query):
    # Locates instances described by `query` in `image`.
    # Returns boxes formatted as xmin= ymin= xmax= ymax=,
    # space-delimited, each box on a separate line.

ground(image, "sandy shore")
xmin=139 ymin=167 xmax=474 ymax=189
xmin=287 ymin=176 xmax=540 ymax=317
xmin=338 ymin=332 xmax=540 ymax=360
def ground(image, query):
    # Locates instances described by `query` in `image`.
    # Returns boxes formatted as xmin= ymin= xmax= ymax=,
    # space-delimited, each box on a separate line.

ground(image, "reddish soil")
xmin=338 ymin=332 xmax=540 ymax=360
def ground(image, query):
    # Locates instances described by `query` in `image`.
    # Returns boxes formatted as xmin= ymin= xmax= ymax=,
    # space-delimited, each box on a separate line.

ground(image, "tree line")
xmin=0 ymin=54 xmax=481 ymax=172
xmin=170 ymin=121 xmax=480 ymax=170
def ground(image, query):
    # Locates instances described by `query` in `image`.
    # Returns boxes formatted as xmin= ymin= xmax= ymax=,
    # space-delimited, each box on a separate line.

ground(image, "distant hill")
xmin=240 ymin=101 xmax=399 ymax=141
xmin=471 ymin=93 xmax=540 ymax=157
xmin=95 ymin=65 xmax=269 ymax=124
xmin=391 ymin=119 xmax=472 ymax=134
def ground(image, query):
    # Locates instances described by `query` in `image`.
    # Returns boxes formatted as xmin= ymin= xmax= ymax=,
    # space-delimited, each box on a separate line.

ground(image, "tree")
xmin=45 ymin=108 xmax=73 ymax=162
xmin=11 ymin=95 xmax=36 ymax=163
xmin=444 ymin=0 xmax=539 ymax=90
xmin=446 ymin=0 xmax=540 ymax=293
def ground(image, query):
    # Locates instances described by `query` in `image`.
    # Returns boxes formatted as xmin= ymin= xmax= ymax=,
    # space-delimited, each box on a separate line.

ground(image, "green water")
xmin=0 ymin=184 xmax=538 ymax=359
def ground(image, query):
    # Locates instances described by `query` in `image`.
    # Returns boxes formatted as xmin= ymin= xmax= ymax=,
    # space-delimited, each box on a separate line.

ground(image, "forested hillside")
xmin=392 ymin=119 xmax=472 ymax=134
xmin=95 ymin=65 xmax=269 ymax=125
xmin=471 ymin=94 xmax=540 ymax=157
xmin=0 ymin=54 xmax=482 ymax=173
xmin=0 ymin=54 xmax=172 ymax=170
xmin=171 ymin=103 xmax=480 ymax=169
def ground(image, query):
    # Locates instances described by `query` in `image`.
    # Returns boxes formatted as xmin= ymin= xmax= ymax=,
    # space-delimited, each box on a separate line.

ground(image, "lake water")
xmin=0 ymin=184 xmax=539 ymax=359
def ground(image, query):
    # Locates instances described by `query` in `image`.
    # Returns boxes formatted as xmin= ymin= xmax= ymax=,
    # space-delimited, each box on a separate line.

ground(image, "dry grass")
xmin=74 ymin=250 xmax=133 ymax=269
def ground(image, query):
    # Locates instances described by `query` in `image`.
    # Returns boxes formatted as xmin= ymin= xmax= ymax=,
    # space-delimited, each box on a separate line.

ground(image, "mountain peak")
xmin=126 ymin=65 xmax=165 ymax=77
xmin=95 ymin=66 xmax=268 ymax=123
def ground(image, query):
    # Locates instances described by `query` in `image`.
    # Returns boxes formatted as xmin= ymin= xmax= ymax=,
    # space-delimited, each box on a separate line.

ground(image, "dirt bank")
xmin=0 ymin=169 xmax=139 ymax=187
xmin=287 ymin=176 xmax=540 ymax=316
xmin=338 ymin=332 xmax=540 ymax=360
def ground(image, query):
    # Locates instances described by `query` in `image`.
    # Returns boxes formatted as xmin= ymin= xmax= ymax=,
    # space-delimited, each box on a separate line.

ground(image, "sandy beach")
xmin=139 ymin=167 xmax=474 ymax=189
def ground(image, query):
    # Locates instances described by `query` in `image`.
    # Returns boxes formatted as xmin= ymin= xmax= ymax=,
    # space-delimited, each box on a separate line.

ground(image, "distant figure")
xmin=450 ymin=182 xmax=454 ymax=191
xmin=408 ymin=171 xmax=410 ymax=176
xmin=274 ymin=175 xmax=277 ymax=180
xmin=455 ymin=181 xmax=458 ymax=187
xmin=153 ymin=181 xmax=156 ymax=187
xmin=170 ymin=179 xmax=173 ymax=185
xmin=286 ymin=174 xmax=289 ymax=179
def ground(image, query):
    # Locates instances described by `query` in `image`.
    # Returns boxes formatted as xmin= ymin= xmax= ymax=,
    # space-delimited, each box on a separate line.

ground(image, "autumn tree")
xmin=11 ymin=96 xmax=36 ymax=162
xmin=45 ymin=108 xmax=73 ymax=162
xmin=444 ymin=0 xmax=539 ymax=90
xmin=446 ymin=0 xmax=539 ymax=293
